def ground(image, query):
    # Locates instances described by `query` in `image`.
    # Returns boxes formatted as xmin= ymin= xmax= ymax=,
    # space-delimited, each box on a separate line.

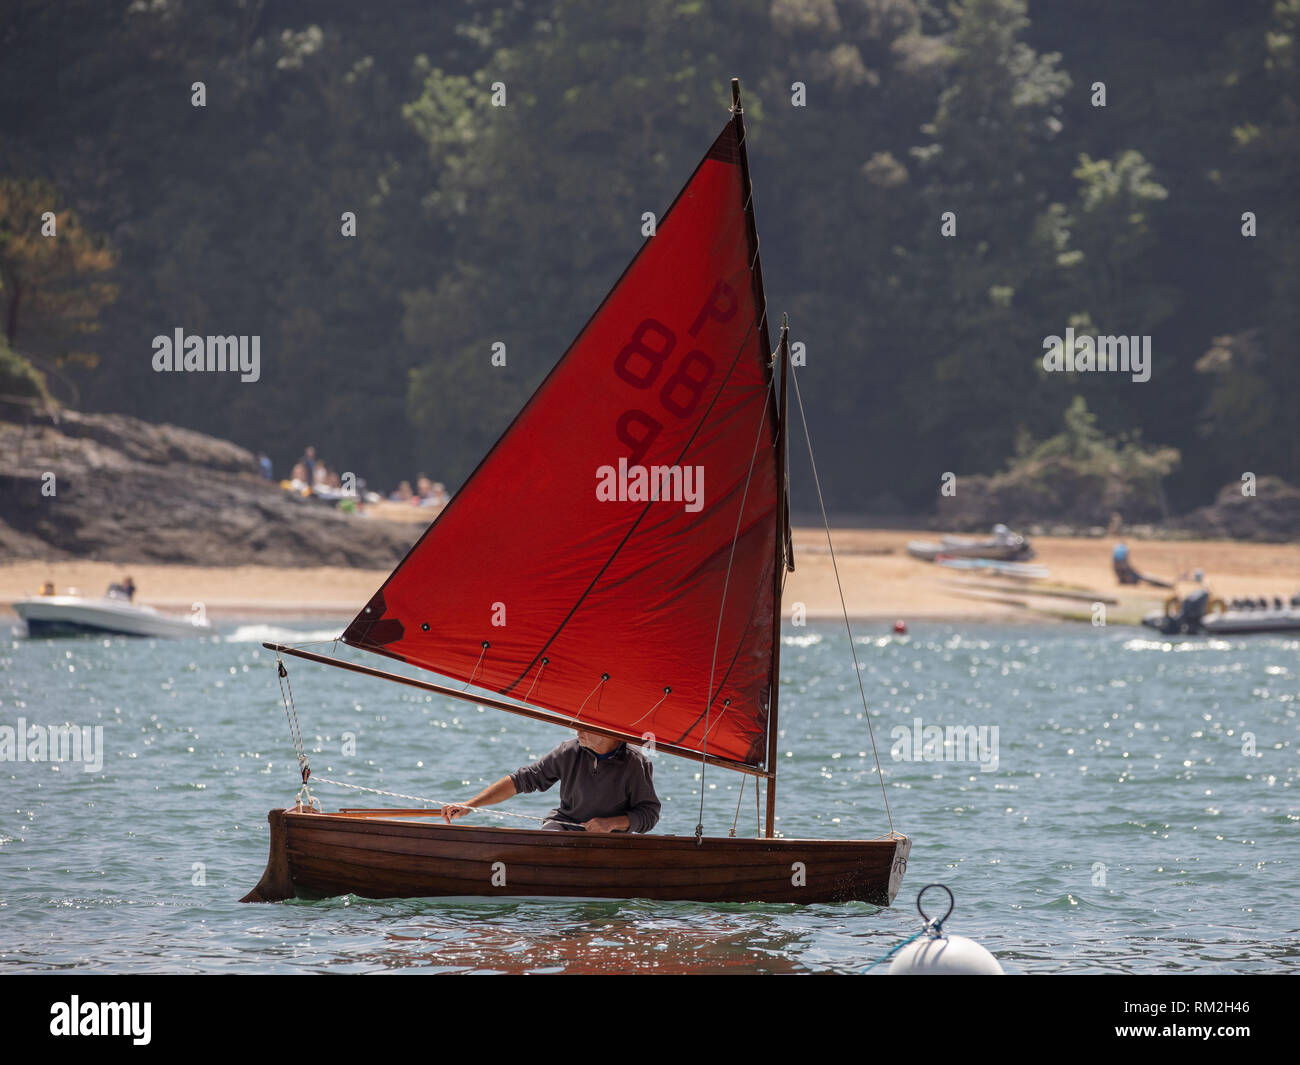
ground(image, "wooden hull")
xmin=242 ymin=808 xmax=910 ymax=906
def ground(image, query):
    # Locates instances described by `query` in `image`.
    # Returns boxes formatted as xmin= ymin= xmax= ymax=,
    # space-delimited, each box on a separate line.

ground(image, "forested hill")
xmin=2 ymin=0 xmax=1296 ymax=519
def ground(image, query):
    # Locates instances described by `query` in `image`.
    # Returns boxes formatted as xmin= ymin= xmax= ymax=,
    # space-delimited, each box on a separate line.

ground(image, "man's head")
xmin=575 ymin=728 xmax=621 ymax=755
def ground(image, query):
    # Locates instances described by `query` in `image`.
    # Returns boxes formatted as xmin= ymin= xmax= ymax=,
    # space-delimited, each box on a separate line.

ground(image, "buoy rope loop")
xmin=917 ymin=882 xmax=955 ymax=938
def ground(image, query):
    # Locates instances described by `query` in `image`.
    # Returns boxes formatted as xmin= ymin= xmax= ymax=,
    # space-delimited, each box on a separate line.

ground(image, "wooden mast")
xmin=729 ymin=76 xmax=784 ymax=839
xmin=766 ymin=320 xmax=790 ymax=838
xmin=730 ymin=78 xmax=772 ymax=360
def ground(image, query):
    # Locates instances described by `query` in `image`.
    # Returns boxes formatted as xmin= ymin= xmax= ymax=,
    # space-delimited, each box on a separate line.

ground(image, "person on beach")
xmin=441 ymin=729 xmax=660 ymax=833
xmin=299 ymin=446 xmax=317 ymax=492
xmin=1113 ymin=543 xmax=1172 ymax=589
xmin=107 ymin=576 xmax=136 ymax=601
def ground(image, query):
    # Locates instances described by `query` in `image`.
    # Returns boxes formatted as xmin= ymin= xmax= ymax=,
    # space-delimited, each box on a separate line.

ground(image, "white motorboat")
xmin=12 ymin=594 xmax=212 ymax=639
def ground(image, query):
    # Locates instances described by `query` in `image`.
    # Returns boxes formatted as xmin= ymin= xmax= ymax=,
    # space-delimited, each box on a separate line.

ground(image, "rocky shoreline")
xmin=2 ymin=407 xmax=1293 ymax=570
xmin=932 ymin=471 xmax=1300 ymax=543
xmin=0 ymin=408 xmax=421 ymax=567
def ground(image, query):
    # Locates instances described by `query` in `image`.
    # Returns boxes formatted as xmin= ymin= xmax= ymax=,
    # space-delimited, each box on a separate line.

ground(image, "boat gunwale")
xmin=281 ymin=807 xmax=907 ymax=849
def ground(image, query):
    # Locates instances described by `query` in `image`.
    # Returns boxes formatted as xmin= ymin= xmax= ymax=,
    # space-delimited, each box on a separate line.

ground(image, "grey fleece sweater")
xmin=510 ymin=739 xmax=661 ymax=833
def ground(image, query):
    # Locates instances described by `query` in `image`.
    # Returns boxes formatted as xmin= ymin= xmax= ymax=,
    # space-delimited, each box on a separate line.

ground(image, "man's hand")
xmin=582 ymin=815 xmax=630 ymax=833
xmin=440 ymin=776 xmax=517 ymax=824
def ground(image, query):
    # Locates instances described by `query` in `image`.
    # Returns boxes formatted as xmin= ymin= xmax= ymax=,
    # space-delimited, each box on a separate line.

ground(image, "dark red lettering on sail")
xmin=344 ymin=121 xmax=778 ymax=769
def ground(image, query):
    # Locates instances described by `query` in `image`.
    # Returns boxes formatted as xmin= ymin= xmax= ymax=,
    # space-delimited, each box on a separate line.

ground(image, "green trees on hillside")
xmin=0 ymin=178 xmax=116 ymax=400
xmin=1 ymin=0 xmax=1295 ymax=511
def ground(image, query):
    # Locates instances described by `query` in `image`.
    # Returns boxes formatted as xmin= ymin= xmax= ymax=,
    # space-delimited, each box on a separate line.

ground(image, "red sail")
xmin=344 ymin=120 xmax=779 ymax=769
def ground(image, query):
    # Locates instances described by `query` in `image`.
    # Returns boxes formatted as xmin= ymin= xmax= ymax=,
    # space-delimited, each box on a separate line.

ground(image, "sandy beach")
xmin=2 ymin=528 xmax=1296 ymax=625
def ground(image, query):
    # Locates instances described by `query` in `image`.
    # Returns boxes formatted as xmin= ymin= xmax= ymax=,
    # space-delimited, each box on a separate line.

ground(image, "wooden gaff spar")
xmin=243 ymin=79 xmax=909 ymax=906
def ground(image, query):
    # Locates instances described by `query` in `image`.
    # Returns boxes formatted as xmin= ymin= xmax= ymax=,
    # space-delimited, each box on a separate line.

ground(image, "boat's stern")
xmin=887 ymin=833 xmax=911 ymax=906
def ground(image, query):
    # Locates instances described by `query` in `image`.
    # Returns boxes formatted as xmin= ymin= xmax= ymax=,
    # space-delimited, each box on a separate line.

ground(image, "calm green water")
xmin=1 ymin=619 xmax=1296 ymax=974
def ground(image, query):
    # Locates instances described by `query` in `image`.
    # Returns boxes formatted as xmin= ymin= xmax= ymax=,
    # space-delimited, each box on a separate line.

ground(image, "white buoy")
xmin=885 ymin=883 xmax=1005 ymax=975
xmin=888 ymin=933 xmax=1004 ymax=975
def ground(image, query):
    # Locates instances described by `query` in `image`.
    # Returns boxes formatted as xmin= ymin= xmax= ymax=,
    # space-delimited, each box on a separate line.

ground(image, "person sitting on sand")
xmin=1113 ymin=544 xmax=1173 ymax=589
xmin=441 ymin=728 xmax=660 ymax=833
xmin=1113 ymin=543 xmax=1139 ymax=584
xmin=40 ymin=581 xmax=56 ymax=596
xmin=287 ymin=462 xmax=311 ymax=495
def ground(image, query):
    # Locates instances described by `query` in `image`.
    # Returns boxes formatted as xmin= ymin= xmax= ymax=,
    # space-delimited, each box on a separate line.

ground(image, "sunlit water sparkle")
xmin=1 ymin=620 xmax=1295 ymax=974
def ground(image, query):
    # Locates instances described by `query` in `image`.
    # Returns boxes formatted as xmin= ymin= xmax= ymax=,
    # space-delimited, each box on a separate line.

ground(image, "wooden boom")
xmin=264 ymin=642 xmax=773 ymax=779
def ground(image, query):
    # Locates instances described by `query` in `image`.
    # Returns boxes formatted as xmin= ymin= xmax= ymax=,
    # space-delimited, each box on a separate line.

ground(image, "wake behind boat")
xmin=13 ymin=586 xmax=210 ymax=639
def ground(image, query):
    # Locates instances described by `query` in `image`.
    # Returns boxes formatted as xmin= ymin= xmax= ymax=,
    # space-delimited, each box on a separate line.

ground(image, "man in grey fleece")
xmin=441 ymin=728 xmax=660 ymax=833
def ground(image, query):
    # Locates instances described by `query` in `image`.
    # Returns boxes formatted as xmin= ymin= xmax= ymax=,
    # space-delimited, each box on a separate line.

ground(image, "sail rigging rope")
xmin=697 ymin=373 xmax=776 ymax=843
xmin=627 ymin=686 xmax=670 ymax=728
xmin=463 ymin=641 xmax=489 ymax=691
xmin=271 ymin=655 xmax=646 ymax=829
xmin=305 ymin=775 xmax=561 ymax=827
xmin=574 ymin=674 xmax=608 ymax=721
xmin=729 ymin=773 xmax=746 ymax=836
xmin=521 ymin=657 xmax=548 ymax=703
xmin=275 ymin=654 xmax=310 ymax=784
xmin=789 ymin=365 xmax=895 ymax=835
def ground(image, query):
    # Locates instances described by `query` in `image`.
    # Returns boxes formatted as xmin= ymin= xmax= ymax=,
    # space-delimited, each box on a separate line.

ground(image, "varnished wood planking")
xmin=285 ymin=824 xmax=898 ymax=872
xmin=287 ymin=854 xmax=889 ymax=904
xmin=244 ymin=808 xmax=905 ymax=905
xmin=282 ymin=840 xmax=889 ymax=889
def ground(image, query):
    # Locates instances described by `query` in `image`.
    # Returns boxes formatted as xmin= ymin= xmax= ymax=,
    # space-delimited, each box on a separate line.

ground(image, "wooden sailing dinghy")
xmin=244 ymin=80 xmax=909 ymax=906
